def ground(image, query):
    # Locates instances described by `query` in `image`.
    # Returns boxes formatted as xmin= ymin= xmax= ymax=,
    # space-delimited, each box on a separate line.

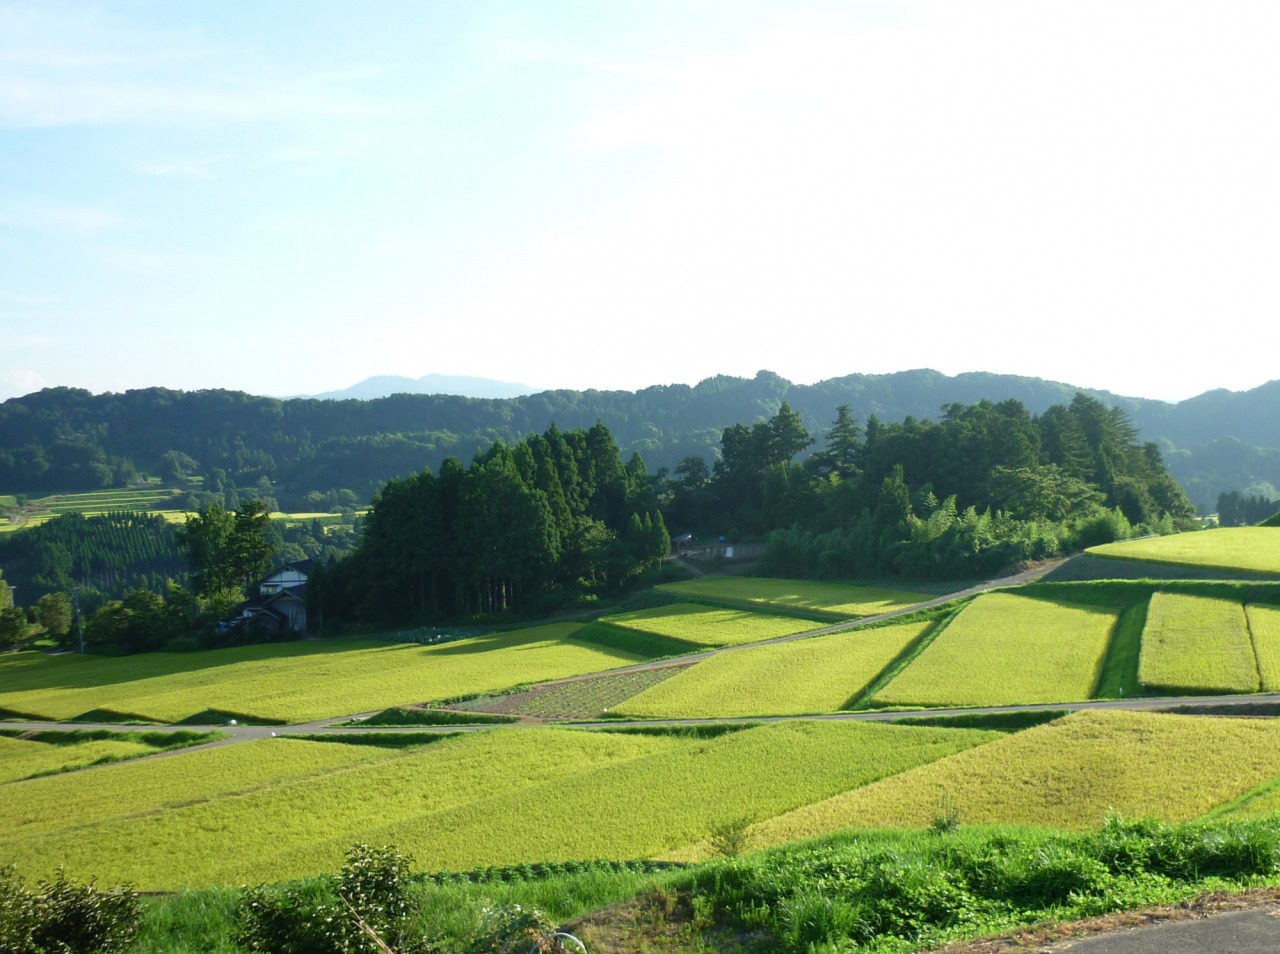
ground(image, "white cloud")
xmin=131 ymin=157 xmax=223 ymax=179
xmin=0 ymin=75 xmax=407 ymax=128
xmin=446 ymin=0 xmax=1279 ymax=399
xmin=0 ymin=199 xmax=120 ymax=235
xmin=0 ymin=3 xmax=408 ymax=129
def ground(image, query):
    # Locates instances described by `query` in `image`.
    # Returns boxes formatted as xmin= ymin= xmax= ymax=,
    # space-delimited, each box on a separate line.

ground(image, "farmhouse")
xmin=237 ymin=559 xmax=314 ymax=633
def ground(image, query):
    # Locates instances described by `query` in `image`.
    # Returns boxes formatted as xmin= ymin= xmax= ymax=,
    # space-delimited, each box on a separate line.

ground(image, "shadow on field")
xmin=0 ymin=640 xmax=400 ymax=692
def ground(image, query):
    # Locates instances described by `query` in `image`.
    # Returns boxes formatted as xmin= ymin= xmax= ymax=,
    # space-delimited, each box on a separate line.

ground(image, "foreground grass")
xmin=612 ymin=622 xmax=930 ymax=718
xmin=656 ymin=577 xmax=929 ymax=619
xmin=871 ymin=592 xmax=1116 ymax=708
xmin=1087 ymin=527 xmax=1280 ymax=576
xmin=1138 ymin=592 xmax=1259 ymax=694
xmin=129 ymin=816 xmax=1280 ymax=954
xmin=597 ymin=603 xmax=819 ymax=647
xmin=740 ymin=710 xmax=1280 ymax=851
xmin=0 ymin=721 xmax=997 ymax=890
xmin=675 ymin=816 xmax=1280 ymax=954
xmin=0 ymin=623 xmax=666 ymax=724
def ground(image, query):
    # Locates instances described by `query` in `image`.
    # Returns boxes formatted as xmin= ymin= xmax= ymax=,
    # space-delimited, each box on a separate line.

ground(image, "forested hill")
xmin=2 ymin=370 xmax=1278 ymax=512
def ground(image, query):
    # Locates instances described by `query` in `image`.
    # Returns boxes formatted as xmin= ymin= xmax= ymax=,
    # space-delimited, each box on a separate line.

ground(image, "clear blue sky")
xmin=2 ymin=1 xmax=1277 ymax=403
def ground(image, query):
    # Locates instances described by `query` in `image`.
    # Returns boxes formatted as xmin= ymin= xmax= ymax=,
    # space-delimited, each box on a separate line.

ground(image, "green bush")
xmin=472 ymin=902 xmax=566 ymax=954
xmin=235 ymin=844 xmax=421 ymax=954
xmin=0 ymin=865 xmax=140 ymax=954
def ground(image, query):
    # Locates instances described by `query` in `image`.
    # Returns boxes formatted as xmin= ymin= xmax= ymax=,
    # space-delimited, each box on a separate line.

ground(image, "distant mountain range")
xmin=2 ymin=369 xmax=1278 ymax=513
xmin=303 ymin=374 xmax=538 ymax=401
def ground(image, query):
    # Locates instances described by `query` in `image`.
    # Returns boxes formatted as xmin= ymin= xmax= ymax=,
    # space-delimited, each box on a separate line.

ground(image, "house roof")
xmin=239 ymin=585 xmax=305 ymax=616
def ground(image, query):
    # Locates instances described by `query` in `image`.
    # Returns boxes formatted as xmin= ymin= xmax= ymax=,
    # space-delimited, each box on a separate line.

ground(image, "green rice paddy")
xmin=1248 ymin=603 xmax=1280 ymax=691
xmin=1138 ymin=593 xmax=1259 ymax=694
xmin=1087 ymin=527 xmax=1280 ymax=576
xmin=7 ymin=568 xmax=1280 ymax=898
xmin=612 ymin=622 xmax=930 ymax=718
xmin=597 ymin=603 xmax=818 ymax=647
xmin=0 ymin=485 xmax=356 ymax=532
xmin=655 ymin=577 xmax=928 ymax=619
xmin=743 ymin=710 xmax=1280 ymax=852
xmin=871 ymin=593 xmax=1116 ymax=708
xmin=0 ymin=721 xmax=997 ymax=889
xmin=0 ymin=625 xmax=667 ymax=724
xmin=0 ymin=734 xmax=158 ymax=782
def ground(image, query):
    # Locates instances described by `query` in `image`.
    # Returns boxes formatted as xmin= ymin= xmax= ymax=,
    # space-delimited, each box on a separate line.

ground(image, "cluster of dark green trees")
xmin=0 ymin=510 xmax=355 ymax=614
xmin=311 ymin=422 xmax=670 ymax=626
xmin=0 ymin=513 xmax=186 ymax=607
xmin=666 ymin=395 xmax=1196 ymax=581
xmin=1215 ymin=490 xmax=1280 ymax=527
xmin=0 ymin=504 xmax=364 ymax=653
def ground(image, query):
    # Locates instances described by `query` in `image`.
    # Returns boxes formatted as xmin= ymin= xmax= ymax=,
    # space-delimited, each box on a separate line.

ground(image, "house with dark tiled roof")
xmin=237 ymin=559 xmax=314 ymax=633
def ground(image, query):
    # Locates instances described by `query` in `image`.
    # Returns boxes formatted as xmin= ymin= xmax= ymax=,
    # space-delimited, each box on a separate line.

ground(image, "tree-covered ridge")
xmin=2 ymin=371 xmax=1278 ymax=512
xmin=313 ymin=421 xmax=669 ymax=626
xmin=668 ymin=395 xmax=1195 ymax=581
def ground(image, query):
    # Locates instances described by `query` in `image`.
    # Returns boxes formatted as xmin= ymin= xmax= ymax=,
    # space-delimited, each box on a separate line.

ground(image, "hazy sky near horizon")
xmin=2 ymin=1 xmax=1277 ymax=404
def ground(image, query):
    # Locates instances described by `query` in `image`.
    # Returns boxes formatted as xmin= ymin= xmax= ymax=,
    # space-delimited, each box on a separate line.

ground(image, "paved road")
xmin=1042 ymin=904 xmax=1280 ymax=952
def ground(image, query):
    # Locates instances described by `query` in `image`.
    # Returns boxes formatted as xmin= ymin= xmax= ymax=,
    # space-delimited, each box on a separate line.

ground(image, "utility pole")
xmin=72 ymin=585 xmax=85 ymax=654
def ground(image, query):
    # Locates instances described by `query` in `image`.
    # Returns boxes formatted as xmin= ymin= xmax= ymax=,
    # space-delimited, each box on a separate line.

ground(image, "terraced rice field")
xmin=0 ymin=734 xmax=160 ymax=783
xmin=612 ymin=622 xmax=931 ymax=718
xmin=1248 ymin=604 xmax=1280 ymax=691
xmin=1138 ymin=593 xmax=1259 ymax=694
xmin=597 ymin=603 xmax=818 ymax=648
xmin=0 ymin=722 xmax=998 ymax=889
xmin=33 ymin=488 xmax=180 ymax=514
xmin=1218 ymin=775 xmax=1280 ymax=820
xmin=1087 ymin=527 xmax=1280 ymax=576
xmin=733 ymin=710 xmax=1280 ymax=854
xmin=1 ymin=486 xmax=354 ymax=531
xmin=463 ymin=666 xmax=690 ymax=719
xmin=871 ymin=593 xmax=1116 ymax=708
xmin=655 ymin=578 xmax=928 ymax=619
xmin=0 ymin=624 xmax=668 ymax=724
xmin=0 ymin=738 xmax=391 ymax=846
